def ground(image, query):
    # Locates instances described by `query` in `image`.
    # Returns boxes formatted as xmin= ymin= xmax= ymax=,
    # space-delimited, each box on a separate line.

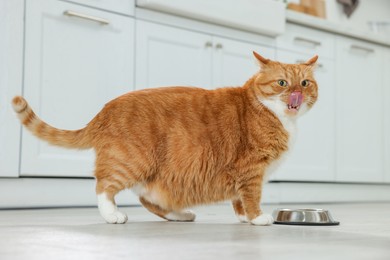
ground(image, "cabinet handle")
xmin=63 ymin=10 xmax=110 ymax=25
xmin=296 ymin=59 xmax=323 ymax=68
xmin=205 ymin=41 xmax=213 ymax=48
xmin=215 ymin=43 xmax=223 ymax=49
xmin=294 ymin=37 xmax=321 ymax=47
xmin=350 ymin=44 xmax=375 ymax=53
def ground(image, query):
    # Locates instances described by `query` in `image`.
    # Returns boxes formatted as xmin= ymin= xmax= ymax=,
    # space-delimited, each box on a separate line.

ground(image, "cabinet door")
xmin=271 ymin=50 xmax=336 ymax=181
xmin=22 ymin=0 xmax=134 ymax=177
xmin=212 ymin=36 xmax=275 ymax=88
xmin=385 ymin=50 xmax=390 ymax=183
xmin=335 ymin=37 xmax=384 ymax=182
xmin=135 ymin=20 xmax=212 ymax=90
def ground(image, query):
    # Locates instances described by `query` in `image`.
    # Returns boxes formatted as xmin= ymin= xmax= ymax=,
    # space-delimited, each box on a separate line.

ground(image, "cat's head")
xmin=250 ymin=51 xmax=318 ymax=118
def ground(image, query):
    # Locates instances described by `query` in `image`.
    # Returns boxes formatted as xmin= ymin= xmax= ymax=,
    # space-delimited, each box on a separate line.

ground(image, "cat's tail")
xmin=12 ymin=96 xmax=93 ymax=149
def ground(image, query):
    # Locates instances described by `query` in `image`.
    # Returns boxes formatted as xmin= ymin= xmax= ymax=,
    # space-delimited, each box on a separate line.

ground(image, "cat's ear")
xmin=253 ymin=51 xmax=270 ymax=67
xmin=305 ymin=55 xmax=319 ymax=66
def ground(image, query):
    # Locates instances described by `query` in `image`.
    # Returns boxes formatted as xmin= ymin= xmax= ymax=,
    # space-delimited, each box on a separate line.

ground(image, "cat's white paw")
xmin=97 ymin=193 xmax=128 ymax=224
xmin=250 ymin=214 xmax=274 ymax=226
xmin=165 ymin=210 xmax=196 ymax=222
xmin=236 ymin=214 xmax=248 ymax=223
xmin=102 ymin=210 xmax=128 ymax=224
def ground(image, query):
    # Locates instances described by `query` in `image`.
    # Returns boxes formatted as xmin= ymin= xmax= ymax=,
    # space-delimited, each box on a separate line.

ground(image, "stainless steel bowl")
xmin=273 ymin=208 xmax=340 ymax=226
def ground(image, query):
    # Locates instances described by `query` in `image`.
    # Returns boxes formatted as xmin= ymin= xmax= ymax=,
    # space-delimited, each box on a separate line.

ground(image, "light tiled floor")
xmin=0 ymin=203 xmax=389 ymax=260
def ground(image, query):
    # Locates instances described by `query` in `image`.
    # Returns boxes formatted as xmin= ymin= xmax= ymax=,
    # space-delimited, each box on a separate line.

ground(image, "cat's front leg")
xmin=236 ymin=175 xmax=273 ymax=226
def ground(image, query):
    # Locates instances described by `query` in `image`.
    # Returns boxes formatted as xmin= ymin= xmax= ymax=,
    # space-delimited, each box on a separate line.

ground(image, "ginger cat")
xmin=12 ymin=52 xmax=318 ymax=226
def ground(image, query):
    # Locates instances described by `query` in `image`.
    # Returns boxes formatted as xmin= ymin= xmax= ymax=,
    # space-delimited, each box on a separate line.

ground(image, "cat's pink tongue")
xmin=288 ymin=91 xmax=304 ymax=110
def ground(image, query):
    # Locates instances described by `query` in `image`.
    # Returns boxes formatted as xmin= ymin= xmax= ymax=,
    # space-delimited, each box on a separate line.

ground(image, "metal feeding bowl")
xmin=273 ymin=208 xmax=340 ymax=226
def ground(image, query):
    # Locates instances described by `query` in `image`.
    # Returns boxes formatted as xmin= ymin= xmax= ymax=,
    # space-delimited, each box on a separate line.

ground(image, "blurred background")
xmin=1 ymin=0 xmax=389 ymax=208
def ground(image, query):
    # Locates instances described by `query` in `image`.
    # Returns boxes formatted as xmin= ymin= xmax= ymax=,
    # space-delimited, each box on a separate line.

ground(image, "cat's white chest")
xmin=260 ymin=96 xmax=297 ymax=145
xmin=278 ymin=114 xmax=297 ymax=147
xmin=260 ymin=97 xmax=297 ymax=180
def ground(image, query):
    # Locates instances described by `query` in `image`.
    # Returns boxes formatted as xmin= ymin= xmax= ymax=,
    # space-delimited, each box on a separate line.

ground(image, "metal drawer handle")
xmin=294 ymin=37 xmax=322 ymax=47
xmin=63 ymin=10 xmax=109 ymax=25
xmin=296 ymin=59 xmax=323 ymax=68
xmin=205 ymin=41 xmax=213 ymax=48
xmin=215 ymin=43 xmax=223 ymax=49
xmin=350 ymin=45 xmax=375 ymax=53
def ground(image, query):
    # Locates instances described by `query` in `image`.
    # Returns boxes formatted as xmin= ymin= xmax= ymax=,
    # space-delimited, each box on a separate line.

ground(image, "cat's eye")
xmin=278 ymin=80 xmax=288 ymax=87
xmin=301 ymin=80 xmax=309 ymax=87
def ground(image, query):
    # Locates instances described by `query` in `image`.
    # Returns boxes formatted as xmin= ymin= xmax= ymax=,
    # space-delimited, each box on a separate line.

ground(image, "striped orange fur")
xmin=12 ymin=52 xmax=318 ymax=225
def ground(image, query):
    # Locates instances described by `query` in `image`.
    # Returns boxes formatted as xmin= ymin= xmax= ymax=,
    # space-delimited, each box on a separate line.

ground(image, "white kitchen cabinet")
xmin=0 ymin=0 xmax=24 ymax=177
xmin=276 ymin=23 xmax=335 ymax=60
xmin=384 ymin=49 xmax=390 ymax=183
xmin=212 ymin=36 xmax=274 ymax=88
xmin=135 ymin=20 xmax=275 ymax=90
xmin=271 ymin=50 xmax=336 ymax=182
xmin=63 ymin=0 xmax=135 ymax=16
xmin=22 ymin=0 xmax=135 ymax=177
xmin=135 ymin=20 xmax=212 ymax=89
xmin=335 ymin=37 xmax=384 ymax=183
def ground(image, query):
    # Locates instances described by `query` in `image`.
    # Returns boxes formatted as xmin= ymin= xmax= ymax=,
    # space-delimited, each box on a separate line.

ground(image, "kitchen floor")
xmin=0 ymin=203 xmax=389 ymax=260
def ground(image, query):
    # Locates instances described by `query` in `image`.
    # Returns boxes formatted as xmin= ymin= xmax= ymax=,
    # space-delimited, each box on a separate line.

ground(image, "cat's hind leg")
xmin=165 ymin=210 xmax=196 ymax=222
xmin=97 ymin=192 xmax=128 ymax=224
xmin=232 ymin=199 xmax=248 ymax=223
xmin=139 ymin=197 xmax=196 ymax=222
xmin=96 ymin=178 xmax=129 ymax=224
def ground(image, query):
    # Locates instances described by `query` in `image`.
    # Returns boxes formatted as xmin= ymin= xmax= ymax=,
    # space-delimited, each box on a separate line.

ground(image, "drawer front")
xmin=277 ymin=23 xmax=335 ymax=59
xmin=62 ymin=0 xmax=135 ymax=16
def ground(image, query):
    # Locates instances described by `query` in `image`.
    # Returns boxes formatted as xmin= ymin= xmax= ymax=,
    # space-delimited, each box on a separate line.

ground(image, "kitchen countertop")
xmin=286 ymin=10 xmax=390 ymax=47
xmin=135 ymin=2 xmax=389 ymax=46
